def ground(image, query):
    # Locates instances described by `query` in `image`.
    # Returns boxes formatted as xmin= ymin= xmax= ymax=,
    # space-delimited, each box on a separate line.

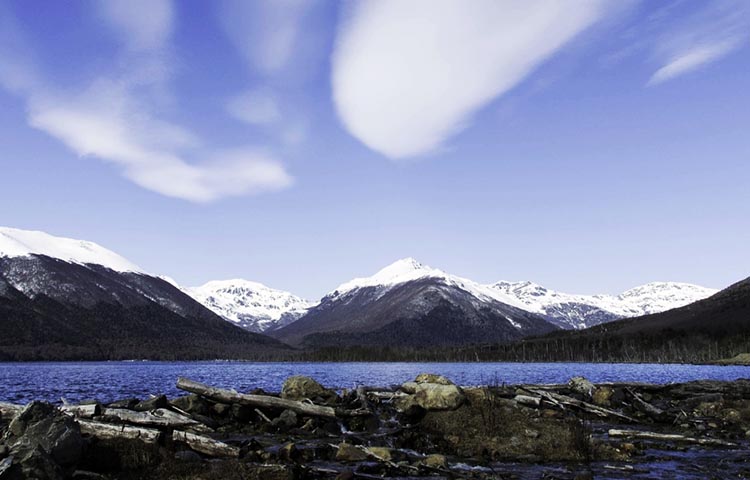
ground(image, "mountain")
xmin=490 ymin=280 xmax=717 ymax=329
xmin=0 ymin=227 xmax=287 ymax=360
xmin=472 ymin=276 xmax=750 ymax=364
xmin=270 ymin=258 xmax=557 ymax=347
xmin=186 ymin=279 xmax=311 ymax=333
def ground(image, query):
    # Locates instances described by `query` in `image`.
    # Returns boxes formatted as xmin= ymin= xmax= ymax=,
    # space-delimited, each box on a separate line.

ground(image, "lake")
xmin=1 ymin=361 xmax=749 ymax=404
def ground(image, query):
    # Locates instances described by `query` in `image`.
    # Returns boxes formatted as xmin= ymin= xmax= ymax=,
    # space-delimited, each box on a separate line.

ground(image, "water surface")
xmin=1 ymin=361 xmax=748 ymax=404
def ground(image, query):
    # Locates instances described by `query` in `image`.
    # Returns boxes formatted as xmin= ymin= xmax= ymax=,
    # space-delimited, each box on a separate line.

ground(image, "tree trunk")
xmin=78 ymin=419 xmax=161 ymax=444
xmin=176 ymin=377 xmax=371 ymax=419
xmin=172 ymin=430 xmax=240 ymax=458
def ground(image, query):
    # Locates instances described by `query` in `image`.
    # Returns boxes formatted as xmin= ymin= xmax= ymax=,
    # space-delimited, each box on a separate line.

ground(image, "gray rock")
xmin=271 ymin=410 xmax=298 ymax=430
xmin=7 ymin=401 xmax=84 ymax=468
xmin=568 ymin=377 xmax=595 ymax=398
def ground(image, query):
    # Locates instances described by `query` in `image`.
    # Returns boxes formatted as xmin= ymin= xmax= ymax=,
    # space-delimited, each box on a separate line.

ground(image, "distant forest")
xmin=291 ymin=331 xmax=750 ymax=364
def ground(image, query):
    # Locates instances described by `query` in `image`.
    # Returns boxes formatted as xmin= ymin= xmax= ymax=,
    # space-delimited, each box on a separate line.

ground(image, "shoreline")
xmin=2 ymin=374 xmax=750 ymax=479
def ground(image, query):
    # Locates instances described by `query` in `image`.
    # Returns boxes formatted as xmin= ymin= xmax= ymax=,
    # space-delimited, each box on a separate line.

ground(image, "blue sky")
xmin=1 ymin=0 xmax=749 ymax=299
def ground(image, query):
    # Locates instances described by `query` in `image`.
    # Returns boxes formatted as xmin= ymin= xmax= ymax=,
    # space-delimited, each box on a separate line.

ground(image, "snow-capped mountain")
xmin=186 ymin=280 xmax=311 ymax=333
xmin=0 ymin=227 xmax=286 ymax=360
xmin=490 ymin=280 xmax=718 ymax=330
xmin=0 ymin=226 xmax=142 ymax=273
xmin=271 ymin=258 xmax=556 ymax=347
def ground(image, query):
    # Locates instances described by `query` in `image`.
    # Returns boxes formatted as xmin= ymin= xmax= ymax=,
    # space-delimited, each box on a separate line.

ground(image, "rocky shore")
xmin=2 ymin=374 xmax=750 ymax=479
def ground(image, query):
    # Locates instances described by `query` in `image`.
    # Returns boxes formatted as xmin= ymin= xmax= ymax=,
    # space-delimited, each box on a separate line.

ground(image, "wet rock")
xmin=592 ymin=386 xmax=614 ymax=406
xmin=415 ymin=374 xmax=454 ymax=386
xmin=281 ymin=376 xmax=337 ymax=403
xmin=568 ymin=377 xmax=595 ymax=398
xmin=132 ymin=395 xmax=167 ymax=412
xmin=420 ymin=453 xmax=447 ymax=468
xmin=335 ymin=443 xmax=368 ymax=462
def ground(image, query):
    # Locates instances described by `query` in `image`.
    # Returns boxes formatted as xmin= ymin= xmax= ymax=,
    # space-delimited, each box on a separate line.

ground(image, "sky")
xmin=1 ymin=0 xmax=749 ymax=300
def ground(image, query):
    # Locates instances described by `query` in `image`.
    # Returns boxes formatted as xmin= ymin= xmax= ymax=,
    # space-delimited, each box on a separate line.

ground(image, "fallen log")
xmin=524 ymin=388 xmax=636 ymax=423
xmin=78 ymin=419 xmax=161 ymax=444
xmin=625 ymin=388 xmax=670 ymax=421
xmin=513 ymin=394 xmax=541 ymax=408
xmin=101 ymin=408 xmax=213 ymax=433
xmin=61 ymin=404 xmax=100 ymax=418
xmin=172 ymin=430 xmax=239 ymax=458
xmin=176 ymin=377 xmax=371 ymax=420
xmin=608 ymin=429 xmax=737 ymax=447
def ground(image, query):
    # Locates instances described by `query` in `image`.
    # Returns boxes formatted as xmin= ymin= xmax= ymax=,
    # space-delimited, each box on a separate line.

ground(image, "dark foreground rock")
xmin=2 ymin=375 xmax=750 ymax=479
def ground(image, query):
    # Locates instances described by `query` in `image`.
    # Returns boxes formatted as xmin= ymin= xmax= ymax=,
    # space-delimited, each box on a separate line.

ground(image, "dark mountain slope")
xmin=0 ymin=256 xmax=288 ymax=360
xmin=467 ymin=276 xmax=750 ymax=363
xmin=272 ymin=277 xmax=557 ymax=348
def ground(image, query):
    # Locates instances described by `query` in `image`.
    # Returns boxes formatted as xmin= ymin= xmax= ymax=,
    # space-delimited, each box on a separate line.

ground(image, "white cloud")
xmin=26 ymin=84 xmax=292 ymax=202
xmin=331 ymin=0 xmax=608 ymax=160
xmin=226 ymin=88 xmax=282 ymax=126
xmin=0 ymin=1 xmax=294 ymax=203
xmin=648 ymin=40 xmax=739 ymax=85
xmin=647 ymin=0 xmax=750 ymax=85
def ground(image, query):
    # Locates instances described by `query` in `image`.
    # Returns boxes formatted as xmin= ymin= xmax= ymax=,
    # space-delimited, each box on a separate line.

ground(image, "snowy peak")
xmin=0 ymin=227 xmax=142 ymax=273
xmin=332 ymin=257 xmax=442 ymax=295
xmin=616 ymin=282 xmax=718 ymax=315
xmin=490 ymin=280 xmax=718 ymax=329
xmin=187 ymin=279 xmax=311 ymax=333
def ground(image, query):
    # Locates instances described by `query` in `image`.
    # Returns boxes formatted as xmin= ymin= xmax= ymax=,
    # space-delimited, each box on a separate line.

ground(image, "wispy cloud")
xmin=226 ymin=88 xmax=282 ymax=126
xmin=0 ymin=1 xmax=293 ymax=203
xmin=218 ymin=0 xmax=314 ymax=76
xmin=648 ymin=0 xmax=750 ymax=85
xmin=331 ymin=0 xmax=609 ymax=160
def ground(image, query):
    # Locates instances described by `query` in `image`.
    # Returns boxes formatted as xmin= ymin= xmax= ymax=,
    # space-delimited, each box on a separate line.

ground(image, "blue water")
xmin=1 ymin=362 xmax=749 ymax=404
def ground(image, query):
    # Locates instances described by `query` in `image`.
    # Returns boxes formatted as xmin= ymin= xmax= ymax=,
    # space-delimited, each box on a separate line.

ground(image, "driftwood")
xmin=102 ymin=408 xmax=213 ymax=433
xmin=61 ymin=404 xmax=100 ymax=418
xmin=172 ymin=430 xmax=240 ymax=458
xmin=513 ymin=394 xmax=541 ymax=407
xmin=625 ymin=387 xmax=670 ymax=421
xmin=608 ymin=429 xmax=737 ymax=447
xmin=524 ymin=388 xmax=636 ymax=423
xmin=78 ymin=419 xmax=161 ymax=444
xmin=176 ymin=377 xmax=371 ymax=420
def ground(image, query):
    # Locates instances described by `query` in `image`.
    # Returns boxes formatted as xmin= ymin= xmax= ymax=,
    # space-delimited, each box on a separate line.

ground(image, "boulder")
xmin=170 ymin=394 xmax=209 ymax=415
xmin=281 ymin=376 xmax=336 ymax=403
xmin=7 ymin=402 xmax=84 ymax=467
xmin=4 ymin=402 xmax=85 ymax=479
xmin=415 ymin=374 xmax=454 ymax=386
xmin=271 ymin=410 xmax=298 ymax=430
xmin=592 ymin=387 xmax=614 ymax=407
xmin=568 ymin=377 xmax=595 ymax=398
xmin=413 ymin=384 xmax=465 ymax=411
xmin=335 ymin=443 xmax=368 ymax=462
